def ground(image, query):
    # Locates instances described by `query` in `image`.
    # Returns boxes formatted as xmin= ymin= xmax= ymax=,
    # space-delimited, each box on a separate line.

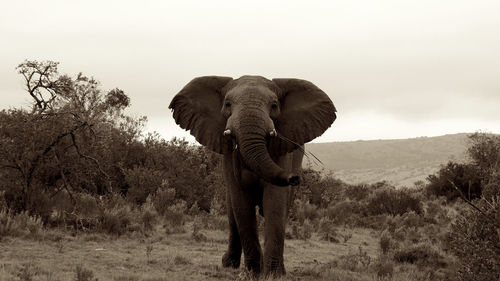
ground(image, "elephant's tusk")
xmin=269 ymin=129 xmax=277 ymax=137
xmin=223 ymin=129 xmax=232 ymax=136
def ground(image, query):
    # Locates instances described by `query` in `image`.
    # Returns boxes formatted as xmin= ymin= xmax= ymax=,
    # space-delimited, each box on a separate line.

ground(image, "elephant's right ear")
xmin=169 ymin=76 xmax=233 ymax=154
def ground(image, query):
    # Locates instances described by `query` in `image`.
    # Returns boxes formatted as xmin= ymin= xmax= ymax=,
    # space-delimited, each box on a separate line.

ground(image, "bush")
xmin=393 ymin=243 xmax=447 ymax=269
xmin=152 ymin=186 xmax=176 ymax=216
xmin=318 ymin=218 xmax=339 ymax=243
xmin=163 ymin=200 xmax=187 ymax=234
xmin=426 ymin=133 xmax=500 ymax=202
xmin=400 ymin=211 xmax=425 ymax=228
xmin=125 ymin=167 xmax=164 ymax=205
xmin=426 ymin=162 xmax=482 ymax=201
xmin=482 ymin=172 xmax=500 ymax=200
xmin=344 ymin=184 xmax=371 ymax=201
xmin=98 ymin=195 xmax=137 ymax=235
xmin=288 ymin=219 xmax=314 ymax=240
xmin=291 ymin=199 xmax=319 ymax=223
xmin=0 ymin=210 xmax=44 ymax=239
xmin=372 ymin=257 xmax=394 ymax=278
xmin=140 ymin=197 xmax=158 ymax=232
xmin=100 ymin=205 xmax=132 ymax=235
xmin=338 ymin=246 xmax=371 ymax=272
xmin=355 ymin=214 xmax=389 ymax=230
xmin=194 ymin=212 xmax=227 ymax=231
xmin=324 ymin=200 xmax=363 ymax=226
xmin=447 ymin=199 xmax=499 ymax=281
xmin=366 ymin=186 xmax=422 ymax=216
xmin=297 ymin=169 xmax=344 ymax=207
xmin=423 ymin=199 xmax=448 ymax=224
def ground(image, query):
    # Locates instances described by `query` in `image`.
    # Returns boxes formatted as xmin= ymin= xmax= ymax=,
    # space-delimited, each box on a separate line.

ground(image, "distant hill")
xmin=305 ymin=133 xmax=470 ymax=187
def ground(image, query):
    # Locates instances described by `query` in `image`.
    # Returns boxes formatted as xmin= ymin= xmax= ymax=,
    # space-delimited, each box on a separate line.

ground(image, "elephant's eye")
xmin=225 ymin=101 xmax=231 ymax=108
xmin=271 ymin=103 xmax=278 ymax=110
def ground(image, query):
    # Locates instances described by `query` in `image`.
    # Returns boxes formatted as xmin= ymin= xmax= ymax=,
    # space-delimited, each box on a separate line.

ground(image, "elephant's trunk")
xmin=237 ymin=113 xmax=298 ymax=187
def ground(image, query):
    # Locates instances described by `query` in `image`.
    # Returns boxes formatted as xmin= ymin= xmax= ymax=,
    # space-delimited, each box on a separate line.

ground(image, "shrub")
xmin=163 ymin=200 xmax=187 ymax=234
xmin=482 ymin=172 xmax=500 ymax=200
xmin=100 ymin=204 xmax=133 ymax=235
xmin=152 ymin=186 xmax=176 ymax=216
xmin=447 ymin=199 xmax=499 ymax=281
xmin=355 ymin=214 xmax=388 ymax=230
xmin=0 ymin=210 xmax=44 ymax=239
xmin=124 ymin=166 xmax=164 ymax=205
xmin=325 ymin=200 xmax=363 ymax=226
xmin=393 ymin=243 xmax=446 ymax=269
xmin=401 ymin=211 xmax=425 ymax=228
xmin=140 ymin=197 xmax=158 ymax=232
xmin=288 ymin=219 xmax=314 ymax=240
xmin=191 ymin=216 xmax=208 ymax=242
xmin=423 ymin=199 xmax=448 ymax=224
xmin=426 ymin=162 xmax=482 ymax=201
xmin=291 ymin=199 xmax=319 ymax=223
xmin=164 ymin=200 xmax=187 ymax=226
xmin=298 ymin=169 xmax=344 ymax=207
xmin=194 ymin=212 xmax=227 ymax=231
xmin=318 ymin=218 xmax=339 ymax=243
xmin=372 ymin=257 xmax=394 ymax=279
xmin=338 ymin=246 xmax=371 ymax=272
xmin=366 ymin=187 xmax=422 ymax=216
xmin=344 ymin=184 xmax=370 ymax=201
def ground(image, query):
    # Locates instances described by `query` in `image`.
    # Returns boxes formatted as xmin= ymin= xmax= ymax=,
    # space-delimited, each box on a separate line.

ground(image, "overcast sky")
xmin=1 ymin=0 xmax=499 ymax=143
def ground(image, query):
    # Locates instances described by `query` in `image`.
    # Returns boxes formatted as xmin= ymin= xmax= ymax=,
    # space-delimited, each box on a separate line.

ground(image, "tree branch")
xmin=69 ymin=131 xmax=112 ymax=193
xmin=448 ymin=179 xmax=500 ymax=228
xmin=53 ymin=152 xmax=76 ymax=205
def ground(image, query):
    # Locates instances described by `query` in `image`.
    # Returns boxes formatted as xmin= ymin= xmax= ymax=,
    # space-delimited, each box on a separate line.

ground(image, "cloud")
xmin=2 ymin=0 xmax=500 ymax=141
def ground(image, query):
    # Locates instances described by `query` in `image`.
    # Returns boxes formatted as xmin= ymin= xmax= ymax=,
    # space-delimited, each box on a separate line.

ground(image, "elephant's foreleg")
xmin=262 ymin=184 xmax=289 ymax=276
xmin=222 ymin=187 xmax=242 ymax=268
xmin=230 ymin=187 xmax=262 ymax=274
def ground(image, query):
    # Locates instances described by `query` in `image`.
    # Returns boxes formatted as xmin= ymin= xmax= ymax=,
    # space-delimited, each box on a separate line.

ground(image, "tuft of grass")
xmin=318 ymin=218 xmax=339 ymax=243
xmin=288 ymin=219 xmax=314 ymax=240
xmin=75 ymin=265 xmax=98 ymax=281
xmin=0 ymin=210 xmax=44 ymax=239
xmin=145 ymin=243 xmax=154 ymax=264
xmin=173 ymin=255 xmax=192 ymax=265
xmin=16 ymin=263 xmax=39 ymax=281
xmin=372 ymin=257 xmax=394 ymax=279
xmin=337 ymin=246 xmax=371 ymax=272
xmin=379 ymin=230 xmax=392 ymax=254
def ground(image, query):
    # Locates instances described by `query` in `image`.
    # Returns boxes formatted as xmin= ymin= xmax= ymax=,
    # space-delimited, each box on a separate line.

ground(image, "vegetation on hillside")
xmin=307 ymin=134 xmax=469 ymax=186
xmin=0 ymin=61 xmax=498 ymax=281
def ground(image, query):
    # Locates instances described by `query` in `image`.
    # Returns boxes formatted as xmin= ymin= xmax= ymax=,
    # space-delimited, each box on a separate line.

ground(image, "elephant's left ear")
xmin=270 ymin=78 xmax=337 ymax=155
xmin=169 ymin=76 xmax=233 ymax=154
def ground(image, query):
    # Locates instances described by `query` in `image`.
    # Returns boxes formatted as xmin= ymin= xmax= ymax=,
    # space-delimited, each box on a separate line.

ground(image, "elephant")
xmin=169 ymin=75 xmax=336 ymax=277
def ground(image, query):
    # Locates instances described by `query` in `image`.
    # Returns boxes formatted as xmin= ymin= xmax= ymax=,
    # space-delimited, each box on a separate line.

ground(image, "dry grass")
xmin=0 ymin=223 xmax=383 ymax=281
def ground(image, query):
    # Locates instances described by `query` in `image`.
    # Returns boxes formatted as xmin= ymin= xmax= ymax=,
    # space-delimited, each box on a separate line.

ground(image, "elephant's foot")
xmin=263 ymin=260 xmax=285 ymax=277
xmin=244 ymin=257 xmax=261 ymax=276
xmin=222 ymin=251 xmax=241 ymax=268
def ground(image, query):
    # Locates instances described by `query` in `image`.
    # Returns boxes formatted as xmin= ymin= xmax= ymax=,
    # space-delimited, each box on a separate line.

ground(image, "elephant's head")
xmin=169 ymin=76 xmax=336 ymax=186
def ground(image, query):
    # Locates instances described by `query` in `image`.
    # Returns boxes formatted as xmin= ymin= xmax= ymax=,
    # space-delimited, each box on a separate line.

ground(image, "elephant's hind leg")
xmin=222 ymin=188 xmax=242 ymax=268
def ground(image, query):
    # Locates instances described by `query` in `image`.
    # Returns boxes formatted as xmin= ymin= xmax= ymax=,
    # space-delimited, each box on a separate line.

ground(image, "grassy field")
xmin=0 ymin=222 xmax=429 ymax=281
xmin=306 ymin=133 xmax=469 ymax=186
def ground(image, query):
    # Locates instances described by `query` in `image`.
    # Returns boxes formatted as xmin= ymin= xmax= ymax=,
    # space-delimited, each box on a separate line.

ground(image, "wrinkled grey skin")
xmin=169 ymin=76 xmax=336 ymax=277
